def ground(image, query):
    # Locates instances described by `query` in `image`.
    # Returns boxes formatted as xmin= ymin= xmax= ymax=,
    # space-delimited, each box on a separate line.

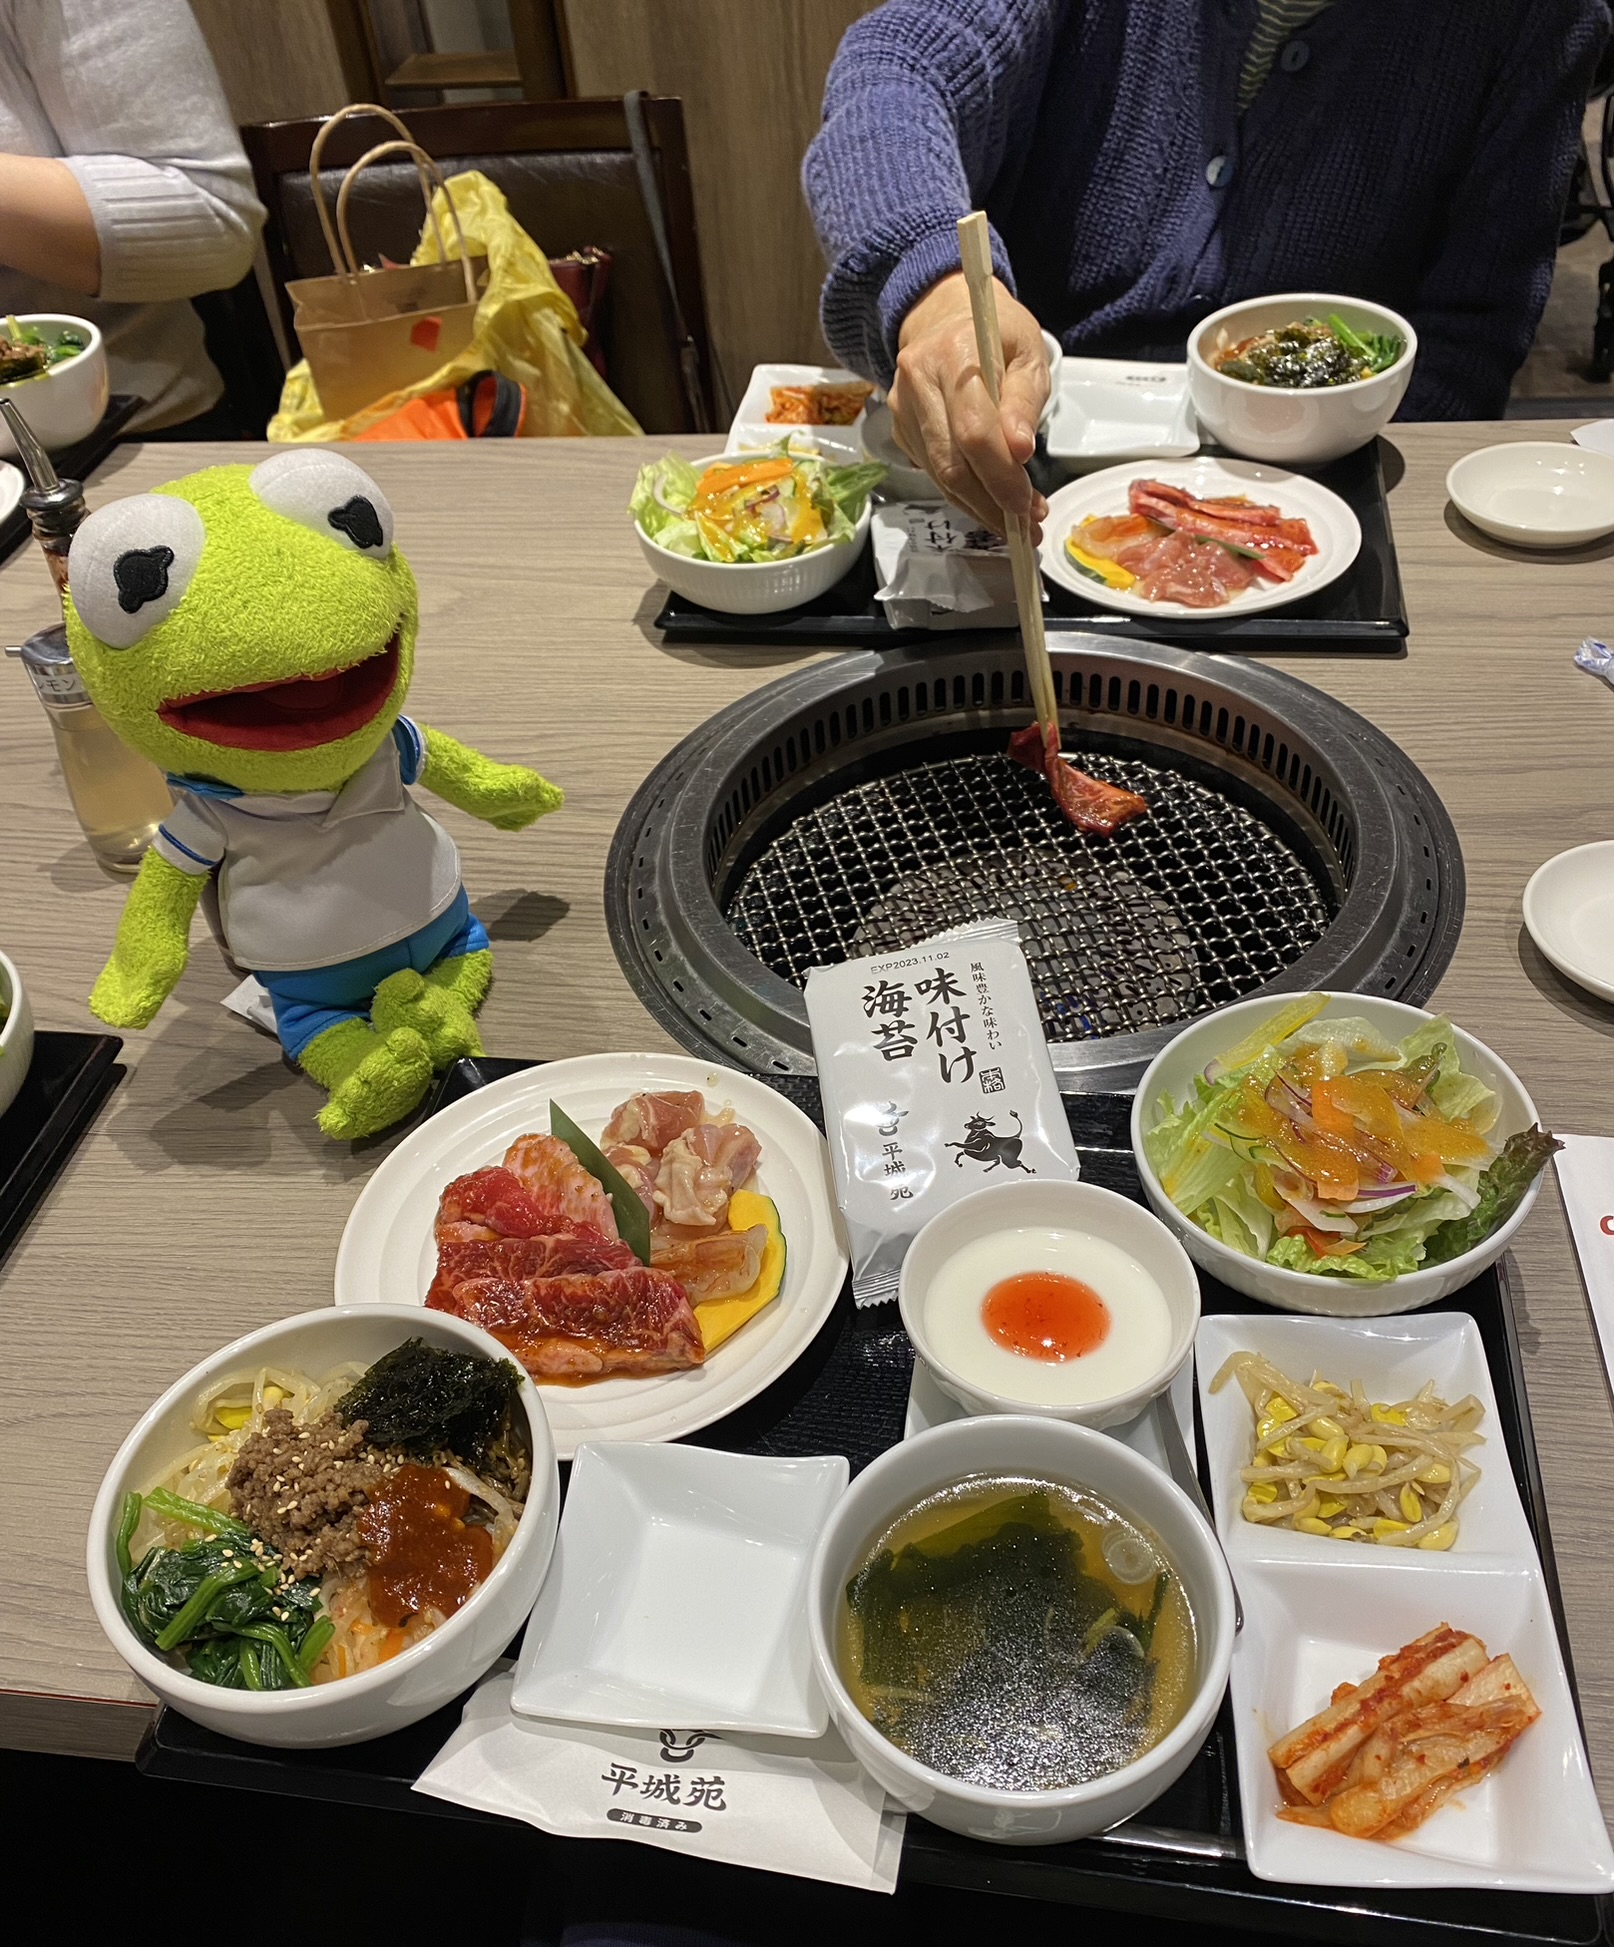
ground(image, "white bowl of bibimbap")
xmin=88 ymin=1305 xmax=558 ymax=1747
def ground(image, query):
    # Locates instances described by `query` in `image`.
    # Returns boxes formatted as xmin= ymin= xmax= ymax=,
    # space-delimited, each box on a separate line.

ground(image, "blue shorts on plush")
xmin=255 ymin=887 xmax=489 ymax=1059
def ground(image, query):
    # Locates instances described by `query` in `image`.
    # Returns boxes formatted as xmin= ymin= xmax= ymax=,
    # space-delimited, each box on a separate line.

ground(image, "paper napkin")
xmin=415 ymin=1669 xmax=906 ymax=1894
xmin=1556 ymin=1136 xmax=1614 ymax=1391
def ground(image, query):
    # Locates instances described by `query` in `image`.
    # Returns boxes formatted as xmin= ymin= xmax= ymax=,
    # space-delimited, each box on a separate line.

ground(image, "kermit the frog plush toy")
xmin=65 ymin=450 xmax=560 ymax=1139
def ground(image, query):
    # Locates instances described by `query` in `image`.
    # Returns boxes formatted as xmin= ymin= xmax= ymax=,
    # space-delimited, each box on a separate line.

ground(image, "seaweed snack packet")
xmin=805 ymin=919 xmax=1080 ymax=1306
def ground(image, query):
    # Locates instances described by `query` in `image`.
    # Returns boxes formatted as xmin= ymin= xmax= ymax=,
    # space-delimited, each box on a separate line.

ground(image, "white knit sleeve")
xmin=19 ymin=0 xmax=265 ymax=303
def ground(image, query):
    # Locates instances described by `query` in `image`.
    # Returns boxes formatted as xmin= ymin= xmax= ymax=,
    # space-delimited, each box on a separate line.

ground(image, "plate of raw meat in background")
xmin=1039 ymin=456 xmax=1361 ymax=620
xmin=334 ymin=1053 xmax=848 ymax=1459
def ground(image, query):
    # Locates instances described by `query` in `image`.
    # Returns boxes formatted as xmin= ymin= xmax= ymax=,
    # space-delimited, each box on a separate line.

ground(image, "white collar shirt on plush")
xmin=151 ymin=719 xmax=461 ymax=974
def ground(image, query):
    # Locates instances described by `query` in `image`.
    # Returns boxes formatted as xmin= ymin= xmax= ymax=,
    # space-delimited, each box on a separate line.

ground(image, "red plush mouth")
xmin=157 ymin=635 xmax=401 ymax=752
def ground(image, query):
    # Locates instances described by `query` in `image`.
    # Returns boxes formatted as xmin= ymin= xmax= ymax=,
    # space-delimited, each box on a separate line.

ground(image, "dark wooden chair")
xmin=240 ymin=97 xmax=719 ymax=434
xmin=190 ymin=269 xmax=288 ymax=438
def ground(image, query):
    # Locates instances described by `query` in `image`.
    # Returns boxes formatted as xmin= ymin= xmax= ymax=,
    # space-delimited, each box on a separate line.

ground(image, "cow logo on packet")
xmin=805 ymin=919 xmax=1080 ymax=1306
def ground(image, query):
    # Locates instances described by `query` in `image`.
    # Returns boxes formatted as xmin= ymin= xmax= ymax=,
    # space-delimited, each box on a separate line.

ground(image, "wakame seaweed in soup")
xmin=839 ymin=1476 xmax=1196 ymax=1792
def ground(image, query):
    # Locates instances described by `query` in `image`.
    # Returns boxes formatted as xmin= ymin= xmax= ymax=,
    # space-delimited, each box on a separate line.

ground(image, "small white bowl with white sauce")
xmin=898 ymin=1179 xmax=1201 ymax=1431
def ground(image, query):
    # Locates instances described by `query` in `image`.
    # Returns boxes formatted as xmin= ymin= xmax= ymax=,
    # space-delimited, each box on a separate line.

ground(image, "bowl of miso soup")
xmin=808 ymin=1415 xmax=1235 ymax=1844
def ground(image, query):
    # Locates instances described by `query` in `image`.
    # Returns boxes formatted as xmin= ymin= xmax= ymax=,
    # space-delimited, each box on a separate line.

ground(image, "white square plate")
xmin=512 ymin=1442 xmax=849 ymax=1739
xmin=1044 ymin=358 xmax=1199 ymax=464
xmin=726 ymin=362 xmax=868 ymax=466
xmin=1197 ymin=1311 xmax=1614 ymax=1891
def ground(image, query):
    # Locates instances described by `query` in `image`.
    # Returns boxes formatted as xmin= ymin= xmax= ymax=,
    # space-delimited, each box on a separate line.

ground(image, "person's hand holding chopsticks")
xmin=888 ymin=269 xmax=1050 ymax=539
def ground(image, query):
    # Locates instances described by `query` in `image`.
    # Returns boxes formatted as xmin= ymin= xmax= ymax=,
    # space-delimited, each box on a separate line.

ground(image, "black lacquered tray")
xmin=654 ymin=441 xmax=1407 ymax=654
xmin=0 ymin=394 xmax=144 ymax=570
xmin=140 ymin=1062 xmax=1603 ymax=1944
xmin=0 ymin=1029 xmax=124 ymax=1267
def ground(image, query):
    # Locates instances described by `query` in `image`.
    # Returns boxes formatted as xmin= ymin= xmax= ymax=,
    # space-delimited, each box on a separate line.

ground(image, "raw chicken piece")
xmin=651 ymin=1222 xmax=769 ymax=1301
xmin=1133 ymin=530 xmax=1261 ymax=607
xmin=654 ymin=1119 xmax=762 ymax=1226
xmin=503 ymin=1133 xmax=618 ymax=1238
xmin=604 ymin=1141 xmax=660 ymax=1213
xmin=601 ymin=1090 xmax=706 ymax=1154
xmin=1006 ymin=721 xmax=1149 ymax=835
xmin=429 ymin=1264 xmax=705 ymax=1378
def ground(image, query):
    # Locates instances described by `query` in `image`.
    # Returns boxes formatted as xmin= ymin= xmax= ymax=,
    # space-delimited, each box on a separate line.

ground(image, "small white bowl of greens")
xmin=1130 ymin=993 xmax=1555 ymax=1316
xmin=0 ymin=314 xmax=107 ymax=456
xmin=631 ymin=446 xmax=884 ymax=614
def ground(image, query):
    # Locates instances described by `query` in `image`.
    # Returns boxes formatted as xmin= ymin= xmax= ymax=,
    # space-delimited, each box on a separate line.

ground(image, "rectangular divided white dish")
xmin=1044 ymin=357 xmax=1199 ymax=465
xmin=1196 ymin=1311 xmax=1614 ymax=1893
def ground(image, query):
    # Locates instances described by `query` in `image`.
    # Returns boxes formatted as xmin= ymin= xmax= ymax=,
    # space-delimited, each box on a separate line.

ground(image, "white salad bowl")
xmin=0 ymin=314 xmax=108 ymax=456
xmin=1188 ymin=294 xmax=1415 ymax=466
xmin=636 ymin=451 xmax=873 ymax=615
xmin=0 ymin=948 xmax=34 ymax=1122
xmin=1129 ymin=994 xmax=1543 ymax=1317
xmin=807 ymin=1415 xmax=1236 ymax=1845
xmin=899 ymin=1177 xmax=1200 ymax=1430
xmin=87 ymin=1304 xmax=559 ymax=1748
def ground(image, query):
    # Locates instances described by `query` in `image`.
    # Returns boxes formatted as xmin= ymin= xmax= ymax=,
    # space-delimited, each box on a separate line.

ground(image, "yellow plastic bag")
xmin=271 ymin=171 xmax=642 ymax=440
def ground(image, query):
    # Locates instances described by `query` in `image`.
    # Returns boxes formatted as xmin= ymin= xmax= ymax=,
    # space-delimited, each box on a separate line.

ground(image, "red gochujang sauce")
xmin=981 ymin=1271 xmax=1111 ymax=1362
xmin=358 ymin=1463 xmax=494 ymax=1628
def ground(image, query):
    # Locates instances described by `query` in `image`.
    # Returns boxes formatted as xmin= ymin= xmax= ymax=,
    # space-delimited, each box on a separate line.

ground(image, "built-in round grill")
xmin=607 ymin=635 xmax=1463 ymax=1089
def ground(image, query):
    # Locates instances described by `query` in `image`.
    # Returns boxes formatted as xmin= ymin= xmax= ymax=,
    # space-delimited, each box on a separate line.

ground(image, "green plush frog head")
xmin=63 ymin=451 xmax=417 ymax=795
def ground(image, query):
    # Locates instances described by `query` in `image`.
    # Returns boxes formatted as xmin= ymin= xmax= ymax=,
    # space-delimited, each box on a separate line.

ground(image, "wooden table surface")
xmin=2 ymin=428 xmax=1611 ymax=1791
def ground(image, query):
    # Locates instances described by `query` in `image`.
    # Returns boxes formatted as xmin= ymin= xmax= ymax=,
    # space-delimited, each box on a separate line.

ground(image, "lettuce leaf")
xmin=1421 ymin=1126 xmax=1560 ymax=1265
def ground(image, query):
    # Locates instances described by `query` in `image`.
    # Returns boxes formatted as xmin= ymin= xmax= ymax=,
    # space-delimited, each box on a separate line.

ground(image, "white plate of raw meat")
xmin=334 ymin=1053 xmax=848 ymax=1460
xmin=1039 ymin=456 xmax=1360 ymax=619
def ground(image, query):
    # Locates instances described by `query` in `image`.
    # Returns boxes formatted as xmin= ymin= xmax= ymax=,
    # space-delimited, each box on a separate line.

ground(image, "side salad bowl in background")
xmin=1187 ymin=294 xmax=1415 ymax=466
xmin=631 ymin=448 xmax=883 ymax=614
xmin=0 ymin=948 xmax=34 ymax=1121
xmin=87 ymin=1304 xmax=559 ymax=1747
xmin=0 ymin=314 xmax=107 ymax=456
xmin=1130 ymin=994 xmax=1550 ymax=1317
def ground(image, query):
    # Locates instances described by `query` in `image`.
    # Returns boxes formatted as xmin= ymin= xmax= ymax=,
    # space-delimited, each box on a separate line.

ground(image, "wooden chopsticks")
xmin=955 ymin=210 xmax=1059 ymax=742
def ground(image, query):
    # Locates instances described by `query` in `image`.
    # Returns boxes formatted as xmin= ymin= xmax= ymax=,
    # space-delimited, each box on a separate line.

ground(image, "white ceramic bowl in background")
xmin=898 ymin=1178 xmax=1200 ymax=1429
xmin=87 ymin=1304 xmax=559 ymax=1748
xmin=1187 ymin=294 xmax=1415 ymax=466
xmin=636 ymin=452 xmax=872 ymax=614
xmin=1040 ymin=328 xmax=1063 ymax=425
xmin=1130 ymin=994 xmax=1543 ymax=1316
xmin=0 ymin=948 xmax=34 ymax=1121
xmin=1522 ymin=842 xmax=1614 ymax=1003
xmin=0 ymin=316 xmax=108 ymax=456
xmin=860 ymin=402 xmax=934 ymax=501
xmin=807 ymin=1415 xmax=1236 ymax=1845
xmin=1445 ymin=443 xmax=1614 ymax=550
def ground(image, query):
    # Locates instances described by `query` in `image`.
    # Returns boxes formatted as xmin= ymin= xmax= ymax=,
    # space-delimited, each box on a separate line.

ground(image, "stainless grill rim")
xmin=606 ymin=636 xmax=1465 ymax=1089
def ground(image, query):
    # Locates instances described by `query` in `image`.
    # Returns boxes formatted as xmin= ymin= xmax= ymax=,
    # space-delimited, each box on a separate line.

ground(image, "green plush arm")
xmin=417 ymin=724 xmax=563 ymax=832
xmin=88 ymin=851 xmax=205 ymax=1029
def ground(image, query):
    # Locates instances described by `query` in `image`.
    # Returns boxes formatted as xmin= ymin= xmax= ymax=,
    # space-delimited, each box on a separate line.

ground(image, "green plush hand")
xmin=419 ymin=724 xmax=563 ymax=831
xmin=88 ymin=852 xmax=205 ymax=1029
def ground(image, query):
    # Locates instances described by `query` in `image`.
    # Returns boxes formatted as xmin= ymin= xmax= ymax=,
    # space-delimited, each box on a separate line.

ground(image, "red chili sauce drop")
xmin=981 ymin=1270 xmax=1110 ymax=1362
xmin=358 ymin=1463 xmax=494 ymax=1629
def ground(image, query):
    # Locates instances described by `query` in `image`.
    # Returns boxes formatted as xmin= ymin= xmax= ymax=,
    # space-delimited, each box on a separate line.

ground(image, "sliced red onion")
xmin=1343 ymin=1184 xmax=1419 ymax=1212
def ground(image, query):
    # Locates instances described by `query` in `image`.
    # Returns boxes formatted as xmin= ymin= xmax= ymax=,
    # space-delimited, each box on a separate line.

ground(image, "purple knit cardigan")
xmin=804 ymin=0 xmax=1610 ymax=418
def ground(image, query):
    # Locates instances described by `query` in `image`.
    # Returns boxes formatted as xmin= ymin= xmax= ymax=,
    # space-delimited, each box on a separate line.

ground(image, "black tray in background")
xmin=0 ymin=394 xmax=144 ymax=571
xmin=141 ymin=1062 xmax=1603 ymax=1946
xmin=0 ymin=1029 xmax=124 ymax=1266
xmin=654 ymin=440 xmax=1407 ymax=654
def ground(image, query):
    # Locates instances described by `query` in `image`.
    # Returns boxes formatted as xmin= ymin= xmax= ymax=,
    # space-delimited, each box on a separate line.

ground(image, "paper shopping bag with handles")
xmin=285 ymin=104 xmax=482 ymax=419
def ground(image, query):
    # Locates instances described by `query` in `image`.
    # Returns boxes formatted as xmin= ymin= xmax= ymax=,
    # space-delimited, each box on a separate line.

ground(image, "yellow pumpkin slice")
xmin=696 ymin=1190 xmax=786 ymax=1352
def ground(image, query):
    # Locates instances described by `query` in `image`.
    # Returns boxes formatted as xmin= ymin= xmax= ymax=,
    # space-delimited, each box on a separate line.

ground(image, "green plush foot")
xmin=424 ymin=947 xmax=493 ymax=1014
xmin=302 ymin=1020 xmax=435 ymax=1141
xmin=371 ymin=965 xmax=484 ymax=1066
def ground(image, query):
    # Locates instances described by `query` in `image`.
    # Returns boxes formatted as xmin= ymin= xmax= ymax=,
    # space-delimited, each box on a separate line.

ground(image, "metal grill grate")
xmin=724 ymin=748 xmax=1332 ymax=1041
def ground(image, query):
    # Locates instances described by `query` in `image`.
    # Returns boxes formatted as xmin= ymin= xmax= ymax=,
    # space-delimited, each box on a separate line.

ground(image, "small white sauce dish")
xmin=1522 ymin=842 xmax=1614 ymax=1004
xmin=1130 ymin=994 xmax=1543 ymax=1317
xmin=806 ymin=1414 xmax=1236 ymax=1845
xmin=1187 ymin=293 xmax=1415 ymax=466
xmin=87 ymin=1304 xmax=559 ymax=1748
xmin=0 ymin=947 xmax=35 ymax=1122
xmin=898 ymin=1178 xmax=1200 ymax=1430
xmin=636 ymin=450 xmax=872 ymax=615
xmin=1446 ymin=442 xmax=1614 ymax=550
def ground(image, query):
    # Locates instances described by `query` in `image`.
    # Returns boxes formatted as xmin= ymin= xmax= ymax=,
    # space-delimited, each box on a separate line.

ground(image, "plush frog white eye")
xmin=249 ymin=449 xmax=394 ymax=557
xmin=67 ymin=493 xmax=206 ymax=649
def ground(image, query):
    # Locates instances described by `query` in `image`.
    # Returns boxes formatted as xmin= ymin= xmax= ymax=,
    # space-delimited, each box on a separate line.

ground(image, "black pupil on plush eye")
xmin=327 ymin=496 xmax=384 ymax=550
xmin=112 ymin=545 xmax=175 ymax=614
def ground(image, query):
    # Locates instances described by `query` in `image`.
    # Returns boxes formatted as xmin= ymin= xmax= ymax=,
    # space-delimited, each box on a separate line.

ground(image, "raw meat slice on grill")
xmin=430 ymin=1263 xmax=705 ymax=1378
xmin=503 ymin=1132 xmax=620 ymax=1236
xmin=1007 ymin=721 xmax=1150 ymax=835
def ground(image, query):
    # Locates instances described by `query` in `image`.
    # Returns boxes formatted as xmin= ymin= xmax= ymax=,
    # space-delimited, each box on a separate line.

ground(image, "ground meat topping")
xmin=226 ymin=1407 xmax=385 ymax=1581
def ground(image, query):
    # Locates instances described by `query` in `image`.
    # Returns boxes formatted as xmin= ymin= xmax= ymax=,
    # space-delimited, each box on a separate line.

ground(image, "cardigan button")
xmin=1206 ymin=153 xmax=1232 ymax=187
xmin=1280 ymin=40 xmax=1311 ymax=72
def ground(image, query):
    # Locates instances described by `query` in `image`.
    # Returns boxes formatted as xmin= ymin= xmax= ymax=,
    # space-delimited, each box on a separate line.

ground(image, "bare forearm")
xmin=0 ymin=154 xmax=100 ymax=293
